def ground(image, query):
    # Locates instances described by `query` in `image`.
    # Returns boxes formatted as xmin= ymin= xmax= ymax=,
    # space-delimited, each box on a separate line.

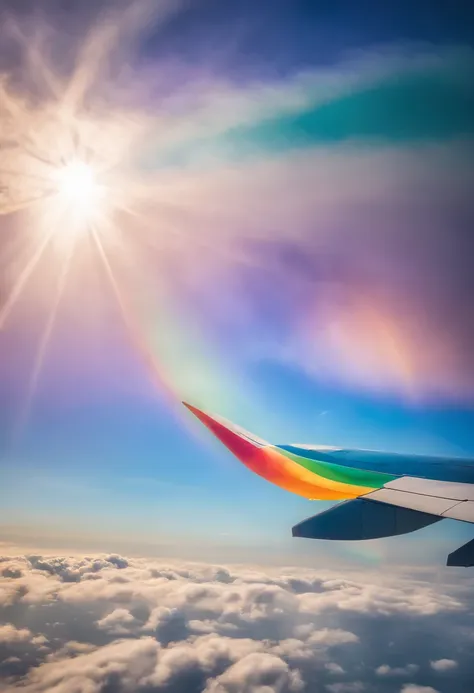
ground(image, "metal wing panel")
xmin=365 ymin=488 xmax=462 ymax=516
xmin=382 ymin=477 xmax=474 ymax=501
xmin=443 ymin=502 xmax=474 ymax=523
xmin=363 ymin=476 xmax=474 ymax=525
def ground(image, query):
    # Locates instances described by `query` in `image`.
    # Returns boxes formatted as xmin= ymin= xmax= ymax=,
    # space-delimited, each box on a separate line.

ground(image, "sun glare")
xmin=53 ymin=160 xmax=105 ymax=224
xmin=0 ymin=4 xmax=192 ymax=430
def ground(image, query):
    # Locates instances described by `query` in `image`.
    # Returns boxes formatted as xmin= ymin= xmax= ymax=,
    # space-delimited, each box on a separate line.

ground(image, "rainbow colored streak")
xmin=184 ymin=403 xmax=397 ymax=500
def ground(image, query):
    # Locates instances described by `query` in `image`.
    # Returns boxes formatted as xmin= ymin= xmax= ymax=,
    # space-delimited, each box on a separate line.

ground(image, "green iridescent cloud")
xmin=154 ymin=54 xmax=474 ymax=169
xmin=228 ymin=71 xmax=474 ymax=150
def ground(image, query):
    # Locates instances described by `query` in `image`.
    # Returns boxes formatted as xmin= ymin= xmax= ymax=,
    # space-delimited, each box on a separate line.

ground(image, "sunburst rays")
xmin=0 ymin=3 xmax=202 ymax=435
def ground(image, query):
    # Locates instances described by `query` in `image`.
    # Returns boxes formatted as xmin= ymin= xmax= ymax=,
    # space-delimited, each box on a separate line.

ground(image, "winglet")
xmin=182 ymin=402 xmax=364 ymax=501
xmin=182 ymin=401 xmax=268 ymax=462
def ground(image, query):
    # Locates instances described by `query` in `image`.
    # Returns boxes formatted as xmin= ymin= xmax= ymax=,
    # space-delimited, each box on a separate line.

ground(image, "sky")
xmin=1 ymin=0 xmax=474 ymax=572
xmin=2 ymin=2 xmax=474 ymax=693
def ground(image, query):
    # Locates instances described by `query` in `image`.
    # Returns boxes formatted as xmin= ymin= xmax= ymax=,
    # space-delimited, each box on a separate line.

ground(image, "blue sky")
xmin=1 ymin=0 xmax=474 ymax=568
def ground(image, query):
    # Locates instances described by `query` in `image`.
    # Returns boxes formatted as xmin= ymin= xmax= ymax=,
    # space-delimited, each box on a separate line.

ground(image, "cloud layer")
xmin=0 ymin=552 xmax=473 ymax=692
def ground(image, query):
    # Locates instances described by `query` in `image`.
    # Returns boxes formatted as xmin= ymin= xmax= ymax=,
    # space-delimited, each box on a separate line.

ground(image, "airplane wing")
xmin=294 ymin=477 xmax=474 ymax=538
xmin=293 ymin=477 xmax=474 ymax=567
xmin=183 ymin=402 xmax=474 ymax=566
xmin=364 ymin=476 xmax=474 ymax=522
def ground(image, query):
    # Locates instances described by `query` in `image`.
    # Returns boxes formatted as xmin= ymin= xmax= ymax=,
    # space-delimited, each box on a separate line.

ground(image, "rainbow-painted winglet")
xmin=183 ymin=402 xmax=269 ymax=454
xmin=183 ymin=402 xmax=383 ymax=501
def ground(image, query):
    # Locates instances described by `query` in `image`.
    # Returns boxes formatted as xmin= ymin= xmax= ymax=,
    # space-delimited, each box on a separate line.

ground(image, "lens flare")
xmin=0 ymin=4 xmax=268 ymax=438
xmin=53 ymin=160 xmax=105 ymax=223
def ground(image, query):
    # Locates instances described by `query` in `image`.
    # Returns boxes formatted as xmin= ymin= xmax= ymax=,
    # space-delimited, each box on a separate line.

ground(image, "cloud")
xmin=204 ymin=653 xmax=304 ymax=693
xmin=14 ymin=637 xmax=161 ymax=693
xmin=0 ymin=624 xmax=33 ymax=644
xmin=401 ymin=686 xmax=440 ymax=693
xmin=307 ymin=630 xmax=359 ymax=647
xmin=430 ymin=659 xmax=458 ymax=672
xmin=326 ymin=683 xmax=365 ymax=693
xmin=376 ymin=664 xmax=419 ymax=677
xmin=0 ymin=552 xmax=472 ymax=692
xmin=96 ymin=608 xmax=137 ymax=635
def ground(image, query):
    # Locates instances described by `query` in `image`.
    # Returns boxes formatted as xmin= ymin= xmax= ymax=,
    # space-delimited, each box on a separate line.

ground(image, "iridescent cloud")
xmin=1 ymin=2 xmax=474 ymax=436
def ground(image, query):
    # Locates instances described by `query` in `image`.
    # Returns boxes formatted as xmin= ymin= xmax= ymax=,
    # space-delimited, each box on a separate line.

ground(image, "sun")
xmin=53 ymin=159 xmax=106 ymax=227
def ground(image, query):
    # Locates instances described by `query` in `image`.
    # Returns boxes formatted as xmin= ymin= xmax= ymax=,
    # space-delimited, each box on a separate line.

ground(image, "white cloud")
xmin=376 ymin=664 xmax=419 ymax=677
xmin=430 ymin=659 xmax=458 ymax=672
xmin=307 ymin=629 xmax=359 ymax=647
xmin=9 ymin=637 xmax=161 ymax=693
xmin=0 ymin=624 xmax=32 ymax=644
xmin=0 ymin=552 xmax=472 ymax=692
xmin=326 ymin=683 xmax=365 ymax=693
xmin=296 ymin=577 xmax=462 ymax=617
xmin=204 ymin=652 xmax=304 ymax=693
xmin=401 ymin=686 xmax=440 ymax=693
xmin=96 ymin=608 xmax=137 ymax=634
xmin=47 ymin=641 xmax=97 ymax=661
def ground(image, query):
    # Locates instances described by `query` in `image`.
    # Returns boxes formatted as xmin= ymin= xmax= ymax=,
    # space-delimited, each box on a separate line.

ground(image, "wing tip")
xmin=182 ymin=400 xmax=269 ymax=459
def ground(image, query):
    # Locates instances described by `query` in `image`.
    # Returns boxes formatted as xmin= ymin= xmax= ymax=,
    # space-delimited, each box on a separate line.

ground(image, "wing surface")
xmin=292 ymin=497 xmax=442 ymax=540
xmin=365 ymin=476 xmax=474 ymax=523
xmin=292 ymin=476 xmax=474 ymax=541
